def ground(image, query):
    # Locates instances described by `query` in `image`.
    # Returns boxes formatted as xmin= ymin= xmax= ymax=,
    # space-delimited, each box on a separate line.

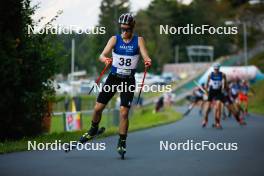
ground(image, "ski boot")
xmin=79 ymin=125 xmax=99 ymax=144
xmin=239 ymin=119 xmax=247 ymax=126
xmin=117 ymin=139 xmax=126 ymax=160
xmin=65 ymin=126 xmax=105 ymax=153
xmin=202 ymin=120 xmax=208 ymax=128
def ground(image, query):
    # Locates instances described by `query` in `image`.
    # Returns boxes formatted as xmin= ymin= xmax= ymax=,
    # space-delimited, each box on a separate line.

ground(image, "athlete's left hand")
xmin=103 ymin=57 xmax=113 ymax=66
xmin=144 ymin=59 xmax=152 ymax=68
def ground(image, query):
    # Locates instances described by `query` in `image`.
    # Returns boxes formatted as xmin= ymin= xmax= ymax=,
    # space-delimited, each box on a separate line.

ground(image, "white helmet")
xmin=118 ymin=13 xmax=135 ymax=27
xmin=213 ymin=63 xmax=221 ymax=70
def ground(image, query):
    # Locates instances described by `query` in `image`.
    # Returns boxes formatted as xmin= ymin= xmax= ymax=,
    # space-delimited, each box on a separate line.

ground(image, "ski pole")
xmin=137 ymin=67 xmax=148 ymax=105
xmin=88 ymin=64 xmax=110 ymax=94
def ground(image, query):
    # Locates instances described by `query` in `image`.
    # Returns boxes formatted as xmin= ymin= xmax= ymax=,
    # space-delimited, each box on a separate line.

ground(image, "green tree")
xmin=51 ymin=0 xmax=263 ymax=76
xmin=0 ymin=0 xmax=62 ymax=140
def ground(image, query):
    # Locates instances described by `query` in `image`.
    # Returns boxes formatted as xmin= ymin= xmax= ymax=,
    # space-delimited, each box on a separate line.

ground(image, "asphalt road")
xmin=1 ymin=107 xmax=264 ymax=176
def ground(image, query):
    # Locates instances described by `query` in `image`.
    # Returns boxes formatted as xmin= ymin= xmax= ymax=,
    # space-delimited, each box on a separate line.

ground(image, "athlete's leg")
xmin=200 ymin=100 xmax=205 ymax=115
xmin=117 ymin=76 xmax=135 ymax=154
xmin=80 ymin=102 xmax=107 ymax=141
xmin=117 ymin=106 xmax=129 ymax=155
xmin=119 ymin=106 xmax=130 ymax=135
xmin=119 ymin=90 xmax=134 ymax=136
xmin=78 ymin=103 xmax=106 ymax=143
xmin=228 ymin=104 xmax=239 ymax=121
xmin=91 ymin=102 xmax=106 ymax=123
xmin=215 ymin=100 xmax=222 ymax=124
xmin=233 ymin=101 xmax=241 ymax=117
xmin=85 ymin=74 xmax=117 ymax=137
xmin=213 ymin=101 xmax=217 ymax=121
xmin=227 ymin=105 xmax=232 ymax=117
xmin=222 ymin=103 xmax=227 ymax=120
xmin=244 ymin=98 xmax=249 ymax=114
xmin=236 ymin=99 xmax=245 ymax=114
xmin=227 ymin=103 xmax=246 ymax=125
xmin=117 ymin=106 xmax=128 ymax=155
xmin=202 ymin=101 xmax=211 ymax=126
xmin=117 ymin=105 xmax=131 ymax=154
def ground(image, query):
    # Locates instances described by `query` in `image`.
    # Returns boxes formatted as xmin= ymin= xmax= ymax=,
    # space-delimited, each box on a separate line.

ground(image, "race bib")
xmin=210 ymin=80 xmax=222 ymax=90
xmin=112 ymin=52 xmax=139 ymax=70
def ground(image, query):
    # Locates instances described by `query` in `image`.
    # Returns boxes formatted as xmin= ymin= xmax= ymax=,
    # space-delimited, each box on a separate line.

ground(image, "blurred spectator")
xmin=154 ymin=96 xmax=164 ymax=113
xmin=164 ymin=91 xmax=175 ymax=106
xmin=73 ymin=96 xmax=82 ymax=111
xmin=64 ymin=93 xmax=70 ymax=112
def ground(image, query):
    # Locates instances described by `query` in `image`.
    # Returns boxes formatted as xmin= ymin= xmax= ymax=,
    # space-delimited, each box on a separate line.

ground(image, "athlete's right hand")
xmin=144 ymin=59 xmax=152 ymax=68
xmin=103 ymin=57 xmax=112 ymax=66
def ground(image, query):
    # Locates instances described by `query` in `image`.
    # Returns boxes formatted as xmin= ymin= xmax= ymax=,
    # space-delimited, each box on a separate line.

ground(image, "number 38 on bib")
xmin=112 ymin=52 xmax=139 ymax=76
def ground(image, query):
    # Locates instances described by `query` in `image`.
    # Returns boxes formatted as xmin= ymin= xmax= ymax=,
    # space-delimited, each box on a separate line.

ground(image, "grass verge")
xmin=0 ymin=105 xmax=182 ymax=154
xmin=249 ymin=51 xmax=264 ymax=73
xmin=248 ymin=80 xmax=264 ymax=115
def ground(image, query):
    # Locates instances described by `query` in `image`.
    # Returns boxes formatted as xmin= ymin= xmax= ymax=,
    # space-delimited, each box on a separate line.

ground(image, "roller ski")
xmin=183 ymin=108 xmax=192 ymax=116
xmin=238 ymin=118 xmax=247 ymax=126
xmin=64 ymin=127 xmax=105 ymax=153
xmin=183 ymin=104 xmax=195 ymax=116
xmin=239 ymin=121 xmax=247 ymax=126
xmin=117 ymin=139 xmax=126 ymax=160
xmin=212 ymin=123 xmax=223 ymax=129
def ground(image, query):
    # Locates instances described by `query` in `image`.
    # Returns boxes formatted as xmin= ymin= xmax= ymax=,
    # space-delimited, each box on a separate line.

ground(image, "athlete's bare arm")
xmin=99 ymin=36 xmax=116 ymax=63
xmin=138 ymin=37 xmax=151 ymax=62
xmin=222 ymin=73 xmax=227 ymax=90
xmin=206 ymin=75 xmax=210 ymax=90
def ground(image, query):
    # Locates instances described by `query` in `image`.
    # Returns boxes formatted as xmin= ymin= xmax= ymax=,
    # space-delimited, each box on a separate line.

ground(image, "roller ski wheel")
xmin=212 ymin=123 xmax=223 ymax=129
xmin=64 ymin=141 xmax=78 ymax=153
xmin=65 ymin=127 xmax=105 ymax=153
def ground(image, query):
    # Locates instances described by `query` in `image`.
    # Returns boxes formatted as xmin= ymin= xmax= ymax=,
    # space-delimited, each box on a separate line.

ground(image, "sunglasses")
xmin=121 ymin=27 xmax=133 ymax=33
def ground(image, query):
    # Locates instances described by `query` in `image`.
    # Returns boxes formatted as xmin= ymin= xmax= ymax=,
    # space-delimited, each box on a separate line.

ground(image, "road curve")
xmin=1 ymin=107 xmax=264 ymax=176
